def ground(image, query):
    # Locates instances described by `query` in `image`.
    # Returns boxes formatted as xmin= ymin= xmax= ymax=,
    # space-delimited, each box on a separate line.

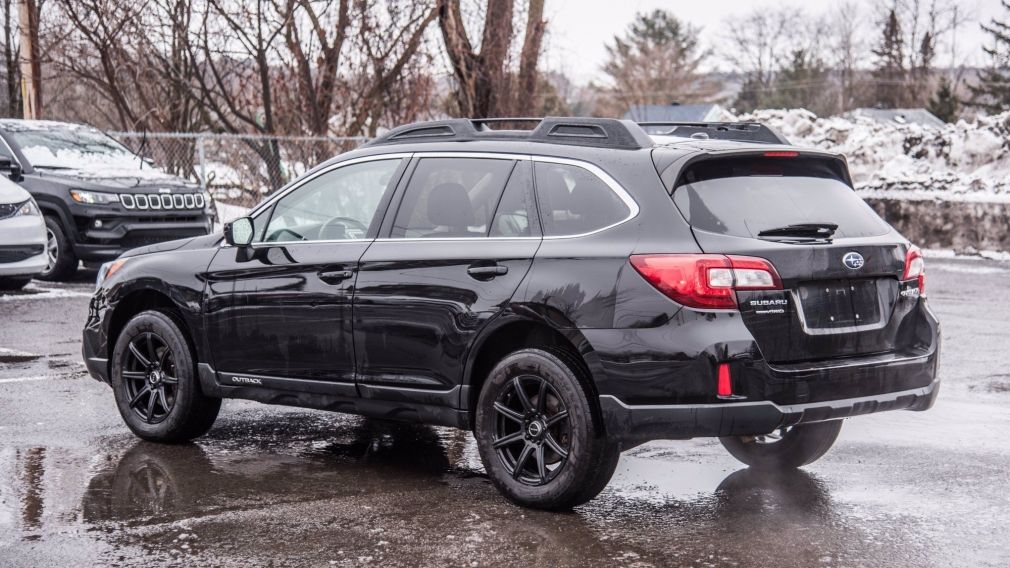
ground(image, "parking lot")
xmin=1 ymin=254 xmax=1009 ymax=568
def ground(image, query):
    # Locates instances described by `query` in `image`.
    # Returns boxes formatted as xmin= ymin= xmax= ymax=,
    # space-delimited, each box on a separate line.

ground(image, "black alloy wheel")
xmin=475 ymin=348 xmax=620 ymax=510
xmin=491 ymin=375 xmax=572 ymax=486
xmin=112 ymin=310 xmax=220 ymax=442
xmin=122 ymin=332 xmax=179 ymax=424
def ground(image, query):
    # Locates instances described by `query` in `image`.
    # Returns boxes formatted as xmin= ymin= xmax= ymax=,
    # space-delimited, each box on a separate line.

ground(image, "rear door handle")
xmin=318 ymin=269 xmax=354 ymax=284
xmin=467 ymin=265 xmax=508 ymax=279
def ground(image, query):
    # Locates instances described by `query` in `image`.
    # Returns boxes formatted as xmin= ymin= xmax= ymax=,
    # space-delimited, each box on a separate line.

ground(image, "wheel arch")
xmin=106 ymin=287 xmax=198 ymax=377
xmin=461 ymin=313 xmax=609 ymax=435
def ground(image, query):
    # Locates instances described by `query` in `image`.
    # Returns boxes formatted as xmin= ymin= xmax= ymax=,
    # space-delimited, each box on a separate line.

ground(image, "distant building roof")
xmin=623 ymin=103 xmax=731 ymax=123
xmin=849 ymin=108 xmax=945 ymax=128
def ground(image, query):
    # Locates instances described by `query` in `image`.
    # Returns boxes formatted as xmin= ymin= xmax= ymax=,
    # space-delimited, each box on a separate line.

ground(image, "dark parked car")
xmin=0 ymin=120 xmax=214 ymax=280
xmin=82 ymin=118 xmax=940 ymax=510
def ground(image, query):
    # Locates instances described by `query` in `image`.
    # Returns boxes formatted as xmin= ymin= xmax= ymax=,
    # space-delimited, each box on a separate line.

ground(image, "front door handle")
xmin=467 ymin=265 xmax=508 ymax=279
xmin=318 ymin=269 xmax=354 ymax=284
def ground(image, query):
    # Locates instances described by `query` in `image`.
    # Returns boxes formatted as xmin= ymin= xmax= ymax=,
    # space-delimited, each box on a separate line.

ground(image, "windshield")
xmin=6 ymin=123 xmax=143 ymax=170
xmin=673 ymin=175 xmax=890 ymax=240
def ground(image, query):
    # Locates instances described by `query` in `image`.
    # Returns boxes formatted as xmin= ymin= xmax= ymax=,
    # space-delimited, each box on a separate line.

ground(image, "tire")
xmin=111 ymin=310 xmax=221 ymax=443
xmin=719 ymin=420 xmax=843 ymax=470
xmin=38 ymin=216 xmax=77 ymax=281
xmin=475 ymin=348 xmax=620 ymax=510
xmin=0 ymin=277 xmax=32 ymax=290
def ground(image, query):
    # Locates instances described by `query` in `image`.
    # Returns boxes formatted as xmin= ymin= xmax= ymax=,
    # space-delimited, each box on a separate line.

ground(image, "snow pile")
xmin=736 ymin=109 xmax=1010 ymax=202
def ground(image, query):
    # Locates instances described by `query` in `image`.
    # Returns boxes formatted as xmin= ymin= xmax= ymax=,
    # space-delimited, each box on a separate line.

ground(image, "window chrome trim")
xmin=531 ymin=155 xmax=640 ymax=239
xmin=227 ymin=150 xmax=641 ymax=247
xmin=378 ymin=152 xmax=639 ymax=241
xmin=246 ymin=153 xmax=414 ymax=219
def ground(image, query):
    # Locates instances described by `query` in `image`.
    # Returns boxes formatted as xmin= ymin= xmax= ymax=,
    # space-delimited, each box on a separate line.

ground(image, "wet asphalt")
xmin=1 ymin=256 xmax=1009 ymax=568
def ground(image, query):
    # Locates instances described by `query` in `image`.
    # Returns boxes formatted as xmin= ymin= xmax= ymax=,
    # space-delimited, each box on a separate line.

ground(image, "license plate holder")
xmin=798 ymin=279 xmax=881 ymax=329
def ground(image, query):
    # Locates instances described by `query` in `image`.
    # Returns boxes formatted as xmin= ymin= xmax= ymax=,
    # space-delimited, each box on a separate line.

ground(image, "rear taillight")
xmin=902 ymin=245 xmax=925 ymax=295
xmin=629 ymin=254 xmax=782 ymax=310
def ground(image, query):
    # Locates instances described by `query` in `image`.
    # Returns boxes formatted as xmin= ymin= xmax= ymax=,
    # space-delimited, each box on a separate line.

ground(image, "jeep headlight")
xmin=70 ymin=189 xmax=120 ymax=205
xmin=13 ymin=198 xmax=40 ymax=216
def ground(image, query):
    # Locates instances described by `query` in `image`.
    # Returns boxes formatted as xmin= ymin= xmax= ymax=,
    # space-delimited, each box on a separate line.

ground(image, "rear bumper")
xmin=601 ymin=377 xmax=939 ymax=445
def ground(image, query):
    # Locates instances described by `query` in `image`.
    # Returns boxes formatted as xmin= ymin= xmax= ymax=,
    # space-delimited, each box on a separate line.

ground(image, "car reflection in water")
xmin=81 ymin=418 xmax=461 ymax=524
xmin=79 ymin=418 xmax=901 ymax=567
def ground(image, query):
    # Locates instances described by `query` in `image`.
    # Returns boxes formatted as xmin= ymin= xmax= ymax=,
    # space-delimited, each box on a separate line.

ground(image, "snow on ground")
xmin=737 ymin=109 xmax=1010 ymax=201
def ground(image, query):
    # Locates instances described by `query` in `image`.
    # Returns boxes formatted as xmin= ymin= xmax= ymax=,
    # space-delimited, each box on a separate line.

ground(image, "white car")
xmin=0 ymin=176 xmax=46 ymax=290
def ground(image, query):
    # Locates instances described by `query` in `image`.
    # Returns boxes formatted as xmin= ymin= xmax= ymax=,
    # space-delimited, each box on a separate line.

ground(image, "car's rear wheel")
xmin=719 ymin=420 xmax=843 ymax=470
xmin=475 ymin=348 xmax=620 ymax=510
xmin=38 ymin=216 xmax=77 ymax=281
xmin=111 ymin=310 xmax=220 ymax=443
xmin=0 ymin=277 xmax=32 ymax=290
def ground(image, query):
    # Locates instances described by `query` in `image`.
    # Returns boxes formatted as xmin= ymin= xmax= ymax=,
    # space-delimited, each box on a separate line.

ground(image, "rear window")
xmin=673 ymin=175 xmax=889 ymax=239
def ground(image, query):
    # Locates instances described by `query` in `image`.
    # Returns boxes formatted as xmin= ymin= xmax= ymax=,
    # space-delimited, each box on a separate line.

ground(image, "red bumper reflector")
xmin=717 ymin=363 xmax=732 ymax=397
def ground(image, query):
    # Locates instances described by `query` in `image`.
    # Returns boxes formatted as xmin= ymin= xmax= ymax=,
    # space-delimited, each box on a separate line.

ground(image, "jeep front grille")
xmin=120 ymin=193 xmax=205 ymax=210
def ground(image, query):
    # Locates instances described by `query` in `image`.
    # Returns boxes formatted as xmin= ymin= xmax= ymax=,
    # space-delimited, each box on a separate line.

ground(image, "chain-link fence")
xmin=111 ymin=132 xmax=370 ymax=210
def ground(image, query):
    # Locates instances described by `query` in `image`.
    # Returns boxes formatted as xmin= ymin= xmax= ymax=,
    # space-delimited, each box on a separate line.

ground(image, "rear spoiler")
xmin=654 ymin=148 xmax=854 ymax=193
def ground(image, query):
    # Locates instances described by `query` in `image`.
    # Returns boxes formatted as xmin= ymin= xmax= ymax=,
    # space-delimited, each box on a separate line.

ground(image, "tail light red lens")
xmin=717 ymin=363 xmax=733 ymax=397
xmin=629 ymin=254 xmax=782 ymax=310
xmin=902 ymin=245 xmax=925 ymax=294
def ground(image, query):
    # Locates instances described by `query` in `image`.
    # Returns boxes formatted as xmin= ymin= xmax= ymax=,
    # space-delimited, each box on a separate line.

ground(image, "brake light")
xmin=763 ymin=151 xmax=799 ymax=157
xmin=902 ymin=245 xmax=925 ymax=295
xmin=629 ymin=254 xmax=782 ymax=309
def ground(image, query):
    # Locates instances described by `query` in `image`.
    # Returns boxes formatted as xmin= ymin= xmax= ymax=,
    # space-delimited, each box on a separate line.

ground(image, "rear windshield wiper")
xmin=757 ymin=223 xmax=838 ymax=239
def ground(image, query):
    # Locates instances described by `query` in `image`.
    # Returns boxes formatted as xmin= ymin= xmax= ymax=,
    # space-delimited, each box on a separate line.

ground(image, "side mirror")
xmin=0 ymin=158 xmax=22 ymax=182
xmin=224 ymin=216 xmax=254 ymax=247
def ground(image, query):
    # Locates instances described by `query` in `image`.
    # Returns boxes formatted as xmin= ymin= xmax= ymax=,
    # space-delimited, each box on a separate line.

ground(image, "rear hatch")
xmin=669 ymin=153 xmax=920 ymax=364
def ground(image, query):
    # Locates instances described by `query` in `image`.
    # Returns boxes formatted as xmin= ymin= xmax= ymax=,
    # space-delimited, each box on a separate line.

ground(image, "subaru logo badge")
xmin=842 ymin=252 xmax=865 ymax=270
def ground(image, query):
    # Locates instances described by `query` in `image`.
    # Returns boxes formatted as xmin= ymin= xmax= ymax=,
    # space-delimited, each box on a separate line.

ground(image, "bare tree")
xmin=1 ymin=0 xmax=21 ymax=116
xmin=830 ymin=1 xmax=866 ymax=112
xmin=437 ymin=0 xmax=548 ymax=118
xmin=723 ymin=7 xmax=809 ymax=112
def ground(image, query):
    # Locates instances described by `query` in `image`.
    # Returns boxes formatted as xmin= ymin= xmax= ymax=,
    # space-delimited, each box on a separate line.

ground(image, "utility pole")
xmin=17 ymin=0 xmax=40 ymax=119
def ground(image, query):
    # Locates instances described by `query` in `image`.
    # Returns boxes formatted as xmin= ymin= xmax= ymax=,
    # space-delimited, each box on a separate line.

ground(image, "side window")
xmin=489 ymin=160 xmax=539 ymax=237
xmin=534 ymin=162 xmax=631 ymax=236
xmin=0 ymin=136 xmax=16 ymax=162
xmin=391 ymin=158 xmax=515 ymax=238
xmin=261 ymin=158 xmax=402 ymax=243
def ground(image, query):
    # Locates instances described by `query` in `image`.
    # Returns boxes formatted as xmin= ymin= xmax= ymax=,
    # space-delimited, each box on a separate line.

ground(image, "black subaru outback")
xmin=82 ymin=118 xmax=940 ymax=510
xmin=0 ymin=120 xmax=214 ymax=281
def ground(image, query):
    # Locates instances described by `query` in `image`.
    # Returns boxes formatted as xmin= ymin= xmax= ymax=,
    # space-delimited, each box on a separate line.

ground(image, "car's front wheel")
xmin=111 ymin=310 xmax=221 ymax=443
xmin=38 ymin=216 xmax=77 ymax=281
xmin=719 ymin=420 xmax=843 ymax=470
xmin=475 ymin=348 xmax=620 ymax=510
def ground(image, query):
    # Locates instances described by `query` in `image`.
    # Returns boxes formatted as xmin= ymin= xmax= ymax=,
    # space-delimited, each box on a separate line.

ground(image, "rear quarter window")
xmin=534 ymin=161 xmax=630 ymax=236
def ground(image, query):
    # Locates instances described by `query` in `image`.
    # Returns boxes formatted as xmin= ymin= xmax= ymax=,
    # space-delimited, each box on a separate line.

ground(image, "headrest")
xmin=427 ymin=182 xmax=475 ymax=228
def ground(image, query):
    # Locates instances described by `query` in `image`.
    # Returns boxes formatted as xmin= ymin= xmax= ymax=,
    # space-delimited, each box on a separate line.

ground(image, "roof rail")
xmin=638 ymin=121 xmax=790 ymax=145
xmin=364 ymin=117 xmax=655 ymax=150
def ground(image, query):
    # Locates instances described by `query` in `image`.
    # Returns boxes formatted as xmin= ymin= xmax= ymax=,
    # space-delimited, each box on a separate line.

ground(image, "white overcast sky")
xmin=543 ymin=0 xmax=1006 ymax=84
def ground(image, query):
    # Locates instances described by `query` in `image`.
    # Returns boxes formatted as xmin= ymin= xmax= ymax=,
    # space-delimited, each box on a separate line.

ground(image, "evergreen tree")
xmin=763 ymin=49 xmax=831 ymax=115
xmin=603 ymin=10 xmax=719 ymax=114
xmin=929 ymin=77 xmax=960 ymax=122
xmin=871 ymin=9 xmax=907 ymax=108
xmin=968 ymin=0 xmax=1010 ymax=113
